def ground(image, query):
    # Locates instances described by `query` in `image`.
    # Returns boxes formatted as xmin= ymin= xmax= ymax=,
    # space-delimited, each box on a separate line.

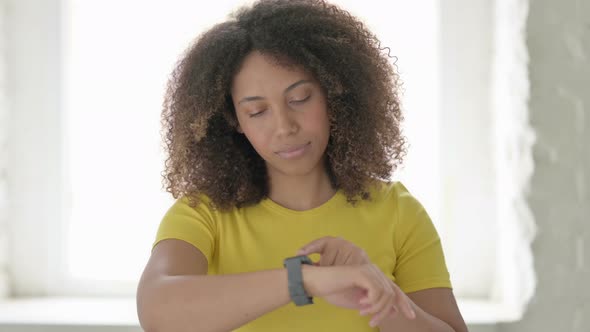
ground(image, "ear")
xmin=236 ymin=124 xmax=243 ymax=134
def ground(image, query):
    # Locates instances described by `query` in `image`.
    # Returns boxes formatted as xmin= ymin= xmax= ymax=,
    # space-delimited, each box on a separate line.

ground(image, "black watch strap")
xmin=283 ymin=255 xmax=314 ymax=306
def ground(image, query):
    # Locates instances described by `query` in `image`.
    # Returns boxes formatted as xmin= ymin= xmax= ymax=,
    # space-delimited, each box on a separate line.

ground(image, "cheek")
xmin=308 ymin=106 xmax=331 ymax=137
xmin=242 ymin=126 xmax=272 ymax=154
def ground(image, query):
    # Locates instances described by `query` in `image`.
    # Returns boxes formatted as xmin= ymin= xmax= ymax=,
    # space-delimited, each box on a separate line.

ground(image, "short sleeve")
xmin=153 ymin=195 xmax=217 ymax=263
xmin=392 ymin=183 xmax=452 ymax=293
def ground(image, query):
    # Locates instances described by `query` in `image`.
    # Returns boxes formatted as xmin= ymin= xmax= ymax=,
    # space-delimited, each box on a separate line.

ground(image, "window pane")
xmin=64 ymin=0 xmax=440 ymax=283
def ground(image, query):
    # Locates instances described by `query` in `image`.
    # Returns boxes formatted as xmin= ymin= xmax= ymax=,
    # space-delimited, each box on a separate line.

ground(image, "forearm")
xmin=138 ymin=268 xmax=291 ymax=332
xmin=378 ymin=298 xmax=456 ymax=332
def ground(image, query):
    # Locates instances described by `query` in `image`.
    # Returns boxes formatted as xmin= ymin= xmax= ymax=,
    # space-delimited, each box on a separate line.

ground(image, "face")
xmin=231 ymin=51 xmax=331 ymax=178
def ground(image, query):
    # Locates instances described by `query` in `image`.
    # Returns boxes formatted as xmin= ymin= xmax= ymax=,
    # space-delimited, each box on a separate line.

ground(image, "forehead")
xmin=231 ymin=52 xmax=312 ymax=94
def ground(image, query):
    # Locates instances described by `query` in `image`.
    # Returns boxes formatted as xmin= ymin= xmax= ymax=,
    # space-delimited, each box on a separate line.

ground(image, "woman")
xmin=137 ymin=1 xmax=468 ymax=331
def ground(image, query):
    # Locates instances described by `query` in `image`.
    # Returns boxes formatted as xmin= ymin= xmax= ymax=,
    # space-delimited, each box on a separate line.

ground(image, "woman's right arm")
xmin=137 ymin=239 xmax=292 ymax=332
xmin=136 ymin=239 xmax=401 ymax=332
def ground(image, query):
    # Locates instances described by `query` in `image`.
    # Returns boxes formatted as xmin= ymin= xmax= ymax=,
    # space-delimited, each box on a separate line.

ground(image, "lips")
xmin=276 ymin=143 xmax=310 ymax=154
xmin=275 ymin=142 xmax=311 ymax=159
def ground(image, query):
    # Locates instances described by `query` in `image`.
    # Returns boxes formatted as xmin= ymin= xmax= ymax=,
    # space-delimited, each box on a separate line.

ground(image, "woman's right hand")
xmin=302 ymin=264 xmax=416 ymax=327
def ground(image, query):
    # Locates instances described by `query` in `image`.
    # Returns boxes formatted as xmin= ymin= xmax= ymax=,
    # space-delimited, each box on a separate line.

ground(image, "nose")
xmin=274 ymin=107 xmax=299 ymax=137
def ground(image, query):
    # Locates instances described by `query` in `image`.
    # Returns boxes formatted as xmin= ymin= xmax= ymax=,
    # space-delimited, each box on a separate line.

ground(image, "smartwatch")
xmin=283 ymin=255 xmax=314 ymax=306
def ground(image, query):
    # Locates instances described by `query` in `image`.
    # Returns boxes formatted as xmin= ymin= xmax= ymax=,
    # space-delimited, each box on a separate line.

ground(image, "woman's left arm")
xmin=377 ymin=287 xmax=468 ymax=332
xmin=297 ymin=236 xmax=468 ymax=332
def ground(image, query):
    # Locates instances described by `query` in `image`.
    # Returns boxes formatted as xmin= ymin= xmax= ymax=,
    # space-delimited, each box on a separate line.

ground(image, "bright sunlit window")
xmin=62 ymin=0 xmax=483 ymax=298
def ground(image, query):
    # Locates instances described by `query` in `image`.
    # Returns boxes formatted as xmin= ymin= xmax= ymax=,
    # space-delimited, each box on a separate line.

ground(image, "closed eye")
xmin=290 ymin=95 xmax=311 ymax=104
xmin=249 ymin=110 xmax=266 ymax=118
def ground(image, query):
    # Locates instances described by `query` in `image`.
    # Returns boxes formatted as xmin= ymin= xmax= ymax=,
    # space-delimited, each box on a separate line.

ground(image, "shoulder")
xmin=356 ymin=180 xmax=424 ymax=220
xmin=365 ymin=180 xmax=430 ymax=228
xmin=155 ymin=193 xmax=220 ymax=262
xmin=366 ymin=180 xmax=415 ymax=205
xmin=162 ymin=192 xmax=220 ymax=224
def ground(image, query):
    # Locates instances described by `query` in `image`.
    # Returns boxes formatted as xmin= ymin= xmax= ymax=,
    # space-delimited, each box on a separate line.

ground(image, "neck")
xmin=267 ymin=165 xmax=336 ymax=211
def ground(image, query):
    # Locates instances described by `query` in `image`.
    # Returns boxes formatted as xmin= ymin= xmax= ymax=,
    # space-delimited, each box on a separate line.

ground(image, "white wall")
xmin=439 ymin=0 xmax=497 ymax=298
xmin=0 ymin=0 xmax=10 ymax=299
xmin=3 ymin=0 xmax=65 ymax=297
xmin=496 ymin=0 xmax=590 ymax=330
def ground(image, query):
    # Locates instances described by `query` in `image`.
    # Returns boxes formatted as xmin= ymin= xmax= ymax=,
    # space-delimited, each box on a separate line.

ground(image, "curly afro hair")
xmin=162 ymin=0 xmax=407 ymax=211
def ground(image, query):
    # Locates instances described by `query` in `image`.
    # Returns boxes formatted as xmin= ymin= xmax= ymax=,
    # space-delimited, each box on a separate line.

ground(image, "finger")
xmin=369 ymin=269 xmax=398 ymax=327
xmin=356 ymin=264 xmax=388 ymax=309
xmin=369 ymin=299 xmax=396 ymax=327
xmin=319 ymin=246 xmax=341 ymax=266
xmin=357 ymin=289 xmax=369 ymax=306
xmin=360 ymin=265 xmax=395 ymax=314
xmin=360 ymin=276 xmax=391 ymax=316
xmin=297 ymin=237 xmax=333 ymax=255
xmin=358 ymin=284 xmax=381 ymax=307
xmin=390 ymin=280 xmax=416 ymax=319
xmin=365 ymin=288 xmax=395 ymax=328
xmin=357 ymin=250 xmax=370 ymax=264
xmin=389 ymin=305 xmax=399 ymax=317
xmin=348 ymin=254 xmax=364 ymax=265
xmin=369 ymin=269 xmax=397 ymax=318
xmin=340 ymin=250 xmax=354 ymax=265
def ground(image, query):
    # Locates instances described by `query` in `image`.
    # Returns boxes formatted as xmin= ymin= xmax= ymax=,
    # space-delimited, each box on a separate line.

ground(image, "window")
xmin=5 ymin=0 xmax=535 ymax=323
xmin=63 ymin=0 xmax=447 ymax=290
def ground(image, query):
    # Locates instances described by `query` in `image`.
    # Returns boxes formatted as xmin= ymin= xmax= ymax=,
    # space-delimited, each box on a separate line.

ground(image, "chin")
xmin=267 ymin=159 xmax=323 ymax=177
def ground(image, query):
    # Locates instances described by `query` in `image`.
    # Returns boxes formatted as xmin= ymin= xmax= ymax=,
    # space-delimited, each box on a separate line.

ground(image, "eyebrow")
xmin=237 ymin=79 xmax=312 ymax=105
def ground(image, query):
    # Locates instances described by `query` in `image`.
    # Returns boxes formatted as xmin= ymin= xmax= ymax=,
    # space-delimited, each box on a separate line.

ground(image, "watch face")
xmin=300 ymin=255 xmax=313 ymax=265
xmin=294 ymin=296 xmax=314 ymax=306
xmin=284 ymin=255 xmax=312 ymax=265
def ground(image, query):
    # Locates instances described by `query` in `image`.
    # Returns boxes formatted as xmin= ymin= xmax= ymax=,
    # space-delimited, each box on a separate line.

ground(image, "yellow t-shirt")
xmin=154 ymin=181 xmax=452 ymax=331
